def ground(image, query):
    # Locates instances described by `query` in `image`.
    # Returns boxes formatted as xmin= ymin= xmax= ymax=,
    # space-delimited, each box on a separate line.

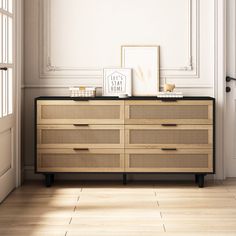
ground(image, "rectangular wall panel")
xmin=0 ymin=129 xmax=12 ymax=177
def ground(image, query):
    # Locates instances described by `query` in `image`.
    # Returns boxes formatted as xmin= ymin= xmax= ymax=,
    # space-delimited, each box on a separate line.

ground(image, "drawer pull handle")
xmin=161 ymin=99 xmax=177 ymax=102
xmin=72 ymin=98 xmax=90 ymax=101
xmin=73 ymin=124 xmax=89 ymax=127
xmin=161 ymin=124 xmax=177 ymax=127
xmin=161 ymin=148 xmax=177 ymax=151
xmin=73 ymin=148 xmax=89 ymax=151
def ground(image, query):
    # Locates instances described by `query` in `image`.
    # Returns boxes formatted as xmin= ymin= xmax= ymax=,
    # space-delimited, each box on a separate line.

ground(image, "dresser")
xmin=35 ymin=96 xmax=215 ymax=187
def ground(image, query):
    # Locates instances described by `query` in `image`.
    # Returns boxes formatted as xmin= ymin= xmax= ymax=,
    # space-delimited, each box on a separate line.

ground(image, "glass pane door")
xmin=0 ymin=0 xmax=13 ymax=118
xmin=0 ymin=0 xmax=15 ymax=203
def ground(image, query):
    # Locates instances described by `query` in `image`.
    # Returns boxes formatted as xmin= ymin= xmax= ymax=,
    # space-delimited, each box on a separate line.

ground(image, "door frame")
xmin=215 ymin=0 xmax=226 ymax=180
xmin=15 ymin=0 xmax=23 ymax=186
xmin=223 ymin=0 xmax=236 ymax=178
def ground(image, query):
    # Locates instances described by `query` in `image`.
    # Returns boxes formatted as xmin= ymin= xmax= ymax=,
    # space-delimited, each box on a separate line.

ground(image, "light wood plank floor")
xmin=0 ymin=179 xmax=236 ymax=236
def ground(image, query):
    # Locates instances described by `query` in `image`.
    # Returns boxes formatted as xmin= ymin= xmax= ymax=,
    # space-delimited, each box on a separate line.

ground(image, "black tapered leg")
xmin=195 ymin=174 xmax=199 ymax=184
xmin=198 ymin=174 xmax=205 ymax=188
xmin=51 ymin=174 xmax=55 ymax=184
xmin=123 ymin=173 xmax=127 ymax=185
xmin=45 ymin=174 xmax=53 ymax=187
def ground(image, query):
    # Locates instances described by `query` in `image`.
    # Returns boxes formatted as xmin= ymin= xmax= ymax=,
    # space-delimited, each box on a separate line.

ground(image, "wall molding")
xmin=22 ymin=84 xmax=213 ymax=89
xmin=39 ymin=0 xmax=200 ymax=79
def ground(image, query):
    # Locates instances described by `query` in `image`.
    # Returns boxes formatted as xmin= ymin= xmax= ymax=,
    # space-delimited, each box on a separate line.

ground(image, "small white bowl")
xmin=118 ymin=94 xmax=129 ymax=98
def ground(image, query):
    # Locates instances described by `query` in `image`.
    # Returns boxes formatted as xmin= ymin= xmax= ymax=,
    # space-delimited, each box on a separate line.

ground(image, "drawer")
xmin=37 ymin=100 xmax=124 ymax=124
xmin=37 ymin=149 xmax=124 ymax=172
xmin=125 ymin=125 xmax=212 ymax=148
xmin=125 ymin=100 xmax=213 ymax=124
xmin=125 ymin=149 xmax=213 ymax=173
xmin=37 ymin=125 xmax=124 ymax=148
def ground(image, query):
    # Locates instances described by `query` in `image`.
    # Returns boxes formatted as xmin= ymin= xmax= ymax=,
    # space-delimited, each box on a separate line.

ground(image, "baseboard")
xmin=24 ymin=166 xmax=214 ymax=182
xmin=24 ymin=166 xmax=43 ymax=180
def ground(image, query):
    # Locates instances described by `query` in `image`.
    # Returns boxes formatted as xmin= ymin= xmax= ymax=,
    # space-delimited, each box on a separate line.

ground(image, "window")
xmin=0 ymin=0 xmax=13 ymax=118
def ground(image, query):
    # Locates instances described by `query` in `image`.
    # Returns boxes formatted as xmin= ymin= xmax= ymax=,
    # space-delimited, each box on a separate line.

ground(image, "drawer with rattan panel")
xmin=37 ymin=149 xmax=124 ymax=172
xmin=125 ymin=149 xmax=213 ymax=173
xmin=125 ymin=100 xmax=213 ymax=125
xmin=125 ymin=125 xmax=213 ymax=149
xmin=37 ymin=100 xmax=124 ymax=124
xmin=37 ymin=125 xmax=124 ymax=149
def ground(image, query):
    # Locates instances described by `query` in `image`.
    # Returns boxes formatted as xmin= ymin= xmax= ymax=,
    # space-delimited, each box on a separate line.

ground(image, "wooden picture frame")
xmin=121 ymin=45 xmax=160 ymax=96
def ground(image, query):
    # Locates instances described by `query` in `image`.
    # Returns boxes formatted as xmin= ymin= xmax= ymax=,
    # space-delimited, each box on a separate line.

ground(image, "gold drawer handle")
xmin=161 ymin=148 xmax=177 ymax=151
xmin=73 ymin=124 xmax=89 ymax=127
xmin=73 ymin=148 xmax=89 ymax=151
xmin=161 ymin=124 xmax=177 ymax=127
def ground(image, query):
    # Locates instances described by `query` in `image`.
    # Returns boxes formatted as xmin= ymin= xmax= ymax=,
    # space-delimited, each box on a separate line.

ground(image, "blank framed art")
xmin=121 ymin=46 xmax=160 ymax=96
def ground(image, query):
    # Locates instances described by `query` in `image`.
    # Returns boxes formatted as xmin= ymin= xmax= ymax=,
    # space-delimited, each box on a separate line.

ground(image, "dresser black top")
xmin=36 ymin=96 xmax=215 ymax=101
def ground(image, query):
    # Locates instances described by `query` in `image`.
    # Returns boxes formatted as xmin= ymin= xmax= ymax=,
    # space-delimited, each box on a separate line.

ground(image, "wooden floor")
xmin=1 ymin=179 xmax=236 ymax=236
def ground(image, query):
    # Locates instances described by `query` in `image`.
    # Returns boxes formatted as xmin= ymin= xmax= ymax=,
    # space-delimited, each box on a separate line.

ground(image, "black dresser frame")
xmin=34 ymin=96 xmax=215 ymax=188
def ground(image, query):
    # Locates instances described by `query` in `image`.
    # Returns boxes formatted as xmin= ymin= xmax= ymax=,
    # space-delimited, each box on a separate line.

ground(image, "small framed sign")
xmin=103 ymin=68 xmax=132 ymax=96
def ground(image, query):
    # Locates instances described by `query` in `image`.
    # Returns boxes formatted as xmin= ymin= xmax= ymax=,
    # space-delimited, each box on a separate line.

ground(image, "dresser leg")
xmin=45 ymin=174 xmax=53 ymax=187
xmin=198 ymin=174 xmax=205 ymax=188
xmin=195 ymin=174 xmax=199 ymax=184
xmin=123 ymin=174 xmax=127 ymax=185
xmin=51 ymin=174 xmax=55 ymax=184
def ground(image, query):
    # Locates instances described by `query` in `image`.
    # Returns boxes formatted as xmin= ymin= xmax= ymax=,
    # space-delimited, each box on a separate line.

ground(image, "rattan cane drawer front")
xmin=125 ymin=149 xmax=213 ymax=172
xmin=37 ymin=125 xmax=124 ymax=148
xmin=125 ymin=100 xmax=213 ymax=124
xmin=125 ymin=125 xmax=212 ymax=148
xmin=37 ymin=100 xmax=124 ymax=124
xmin=37 ymin=149 xmax=124 ymax=172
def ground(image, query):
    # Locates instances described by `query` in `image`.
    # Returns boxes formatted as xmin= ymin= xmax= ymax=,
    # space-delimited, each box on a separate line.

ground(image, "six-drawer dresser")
xmin=35 ymin=96 xmax=215 ymax=187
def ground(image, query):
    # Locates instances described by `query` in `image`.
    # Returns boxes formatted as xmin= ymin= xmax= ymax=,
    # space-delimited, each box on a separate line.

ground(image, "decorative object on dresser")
xmin=35 ymin=96 xmax=215 ymax=188
xmin=164 ymin=83 xmax=176 ymax=92
xmin=121 ymin=45 xmax=160 ymax=96
xmin=103 ymin=68 xmax=132 ymax=97
xmin=69 ymin=86 xmax=96 ymax=97
xmin=158 ymin=83 xmax=183 ymax=98
xmin=157 ymin=92 xmax=183 ymax=98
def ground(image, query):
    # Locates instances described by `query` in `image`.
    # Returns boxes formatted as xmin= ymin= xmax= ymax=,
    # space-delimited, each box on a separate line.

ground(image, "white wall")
xmin=23 ymin=0 xmax=217 ymax=180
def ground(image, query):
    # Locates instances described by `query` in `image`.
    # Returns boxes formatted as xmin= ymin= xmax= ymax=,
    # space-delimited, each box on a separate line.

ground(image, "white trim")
xmin=0 ymin=9 xmax=13 ymax=17
xmin=39 ymin=0 xmax=200 ymax=79
xmin=214 ymin=0 xmax=226 ymax=180
xmin=224 ymin=0 xmax=236 ymax=177
xmin=0 ymin=64 xmax=14 ymax=67
xmin=15 ymin=0 xmax=23 ymax=187
xmin=22 ymin=85 xmax=214 ymax=89
xmin=24 ymin=166 xmax=43 ymax=180
xmin=23 ymin=85 xmax=70 ymax=89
